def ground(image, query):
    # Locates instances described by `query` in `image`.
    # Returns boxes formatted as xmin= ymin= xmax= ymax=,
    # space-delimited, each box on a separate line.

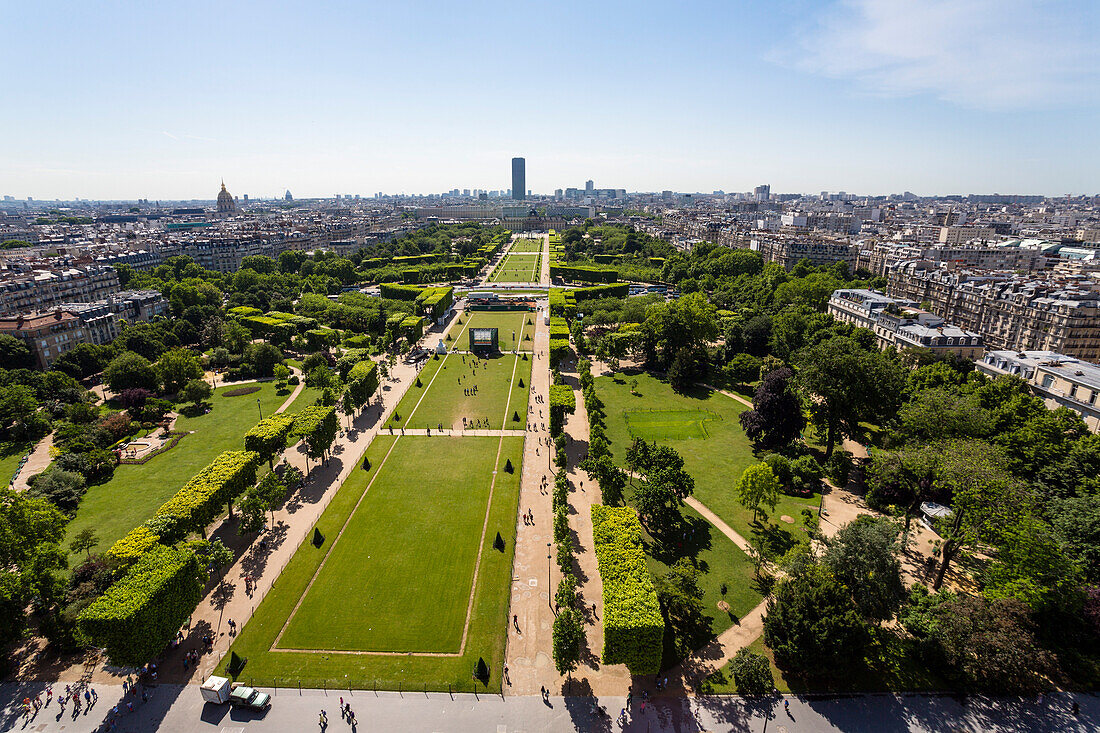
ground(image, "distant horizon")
xmin=3 ymin=181 xmax=1088 ymax=204
xmin=3 ymin=1 xmax=1097 ymax=199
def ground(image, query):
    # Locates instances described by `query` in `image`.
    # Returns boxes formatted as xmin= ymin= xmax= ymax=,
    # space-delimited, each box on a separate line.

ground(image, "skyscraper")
xmin=511 ymin=157 xmax=525 ymax=201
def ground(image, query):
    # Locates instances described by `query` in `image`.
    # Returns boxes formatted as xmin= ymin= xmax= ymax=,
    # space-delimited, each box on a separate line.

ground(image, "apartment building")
xmin=977 ymin=350 xmax=1100 ymax=432
xmin=886 ymin=261 xmax=1100 ymax=361
xmin=939 ymin=226 xmax=997 ymax=245
xmin=751 ymin=235 xmax=855 ymax=270
xmin=0 ymin=264 xmax=120 ymax=316
xmin=59 ymin=290 xmax=168 ymax=346
xmin=827 ymin=288 xmax=984 ymax=358
xmin=0 ymin=310 xmax=86 ymax=369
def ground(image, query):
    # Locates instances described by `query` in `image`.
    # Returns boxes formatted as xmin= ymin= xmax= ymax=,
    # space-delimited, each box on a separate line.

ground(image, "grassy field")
xmin=447 ymin=311 xmax=536 ymax=352
xmin=640 ymin=503 xmax=763 ymax=669
xmin=389 ymin=352 xmax=531 ymax=431
xmin=490 ymin=253 xmax=540 ymax=282
xmin=220 ymin=434 xmax=525 ymax=691
xmin=0 ymin=440 xmax=32 ymax=485
xmin=594 ymin=372 xmax=820 ymax=560
xmin=61 ymin=381 xmax=288 ymax=564
xmin=508 ymin=238 xmax=543 ymax=253
xmin=279 ymin=437 xmax=510 ymax=652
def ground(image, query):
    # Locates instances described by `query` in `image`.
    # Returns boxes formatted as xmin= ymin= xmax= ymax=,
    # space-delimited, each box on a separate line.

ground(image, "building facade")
xmin=0 ymin=310 xmax=87 ymax=369
xmin=511 ymin=158 xmax=525 ymax=201
xmin=977 ymin=350 xmax=1100 ymax=432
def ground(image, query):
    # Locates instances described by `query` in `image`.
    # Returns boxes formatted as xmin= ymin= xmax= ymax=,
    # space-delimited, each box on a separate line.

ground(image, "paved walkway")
xmin=1 ymin=682 xmax=1095 ymax=733
xmin=557 ymin=358 xmax=634 ymax=697
xmin=10 ymin=432 xmax=53 ymax=491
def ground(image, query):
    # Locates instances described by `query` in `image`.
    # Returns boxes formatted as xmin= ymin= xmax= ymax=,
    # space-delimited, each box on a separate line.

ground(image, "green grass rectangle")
xmin=220 ymin=434 xmax=525 ymax=691
xmin=447 ymin=311 xmax=535 ymax=352
xmin=624 ymin=409 xmax=720 ymax=440
xmin=390 ymin=352 xmax=531 ymax=431
xmin=278 ymin=437 xmax=502 ymax=652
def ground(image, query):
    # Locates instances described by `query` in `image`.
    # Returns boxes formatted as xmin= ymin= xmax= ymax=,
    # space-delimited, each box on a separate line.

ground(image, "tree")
xmin=823 ymin=516 xmax=906 ymax=621
xmin=656 ymin=558 xmax=704 ymax=624
xmin=53 ymin=342 xmax=110 ymax=380
xmin=104 ymin=352 xmax=159 ymax=394
xmin=739 ymin=367 xmax=805 ymax=451
xmin=730 ymin=648 xmax=773 ymax=695
xmin=156 ymin=348 xmax=203 ymax=394
xmin=28 ymin=468 xmax=87 ymax=512
xmin=552 ymin=607 xmax=583 ymax=679
xmin=0 ymin=334 xmax=34 ymax=370
xmin=667 ymin=345 xmax=709 ymax=391
xmin=180 ymin=378 xmax=212 ymax=408
xmin=928 ymin=440 xmax=1029 ymax=590
xmin=1049 ymin=495 xmax=1100 ymax=584
xmin=0 ymin=384 xmax=39 ymax=438
xmin=794 ymin=337 xmax=905 ymax=456
xmin=724 ymin=353 xmax=760 ymax=389
xmin=237 ymin=491 xmax=266 ymax=535
xmin=68 ymin=528 xmax=99 ymax=559
xmin=763 ymin=563 xmax=868 ymax=676
xmin=243 ymin=342 xmax=283 ymax=378
xmin=0 ymin=488 xmax=67 ymax=645
xmin=926 ymin=594 xmax=1053 ymax=693
xmin=736 ymin=463 xmax=780 ymax=524
xmin=273 ymin=364 xmax=290 ymax=387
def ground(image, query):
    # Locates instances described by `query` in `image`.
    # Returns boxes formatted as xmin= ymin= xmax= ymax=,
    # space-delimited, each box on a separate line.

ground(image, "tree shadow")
xmin=561 ymin=678 xmax=613 ymax=732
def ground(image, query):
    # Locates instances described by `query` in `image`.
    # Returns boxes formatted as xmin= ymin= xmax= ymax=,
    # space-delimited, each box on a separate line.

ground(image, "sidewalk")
xmin=3 ymin=681 xmax=1093 ymax=733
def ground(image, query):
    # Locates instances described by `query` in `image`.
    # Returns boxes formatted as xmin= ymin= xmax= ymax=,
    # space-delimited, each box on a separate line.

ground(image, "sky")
xmin=1 ymin=0 xmax=1098 ymax=200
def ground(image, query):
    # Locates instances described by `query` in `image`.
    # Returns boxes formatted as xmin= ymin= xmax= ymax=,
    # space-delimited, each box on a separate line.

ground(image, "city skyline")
xmin=2 ymin=0 xmax=1099 ymax=199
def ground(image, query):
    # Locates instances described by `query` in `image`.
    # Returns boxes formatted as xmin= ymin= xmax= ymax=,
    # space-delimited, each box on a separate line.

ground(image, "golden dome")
xmin=217 ymin=180 xmax=235 ymax=212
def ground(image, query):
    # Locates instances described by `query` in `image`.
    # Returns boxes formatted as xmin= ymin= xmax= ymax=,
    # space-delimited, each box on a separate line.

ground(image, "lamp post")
xmin=547 ymin=542 xmax=553 ymax=613
xmin=257 ymin=398 xmax=263 ymax=420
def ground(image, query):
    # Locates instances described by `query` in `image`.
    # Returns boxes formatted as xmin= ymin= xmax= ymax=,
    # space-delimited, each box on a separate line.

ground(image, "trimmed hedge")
xmin=549 ymin=383 xmax=576 ymax=437
xmin=590 ymin=505 xmax=664 ymax=674
xmin=400 ymin=315 xmax=426 ymax=342
xmin=574 ymin=283 xmax=630 ymax=301
xmin=244 ymin=413 xmax=296 ymax=464
xmin=78 ymin=544 xmax=203 ymax=667
xmin=549 ymin=337 xmax=571 ymax=368
xmin=347 ymin=360 xmax=379 ymax=409
xmin=380 ymin=282 xmax=422 ymax=300
xmin=551 ymin=264 xmax=618 ymax=284
xmin=549 ymin=316 xmax=570 ymax=339
xmin=417 ymin=286 xmax=454 ymax=320
xmin=154 ymin=450 xmax=260 ymax=535
xmin=293 ymin=405 xmax=339 ymax=461
xmin=106 ymin=525 xmax=160 ymax=567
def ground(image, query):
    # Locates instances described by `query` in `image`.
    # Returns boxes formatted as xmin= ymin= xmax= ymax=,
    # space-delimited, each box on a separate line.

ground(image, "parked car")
xmin=229 ymin=686 xmax=271 ymax=711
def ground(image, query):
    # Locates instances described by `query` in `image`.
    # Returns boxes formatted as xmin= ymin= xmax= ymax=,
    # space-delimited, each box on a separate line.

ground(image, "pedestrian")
xmin=126 ymin=701 xmax=133 ymax=714
xmin=784 ymin=699 xmax=790 ymax=712
xmin=513 ymin=614 xmax=519 ymax=630
xmin=339 ymin=697 xmax=344 ymax=717
xmin=90 ymin=688 xmax=97 ymax=702
xmin=84 ymin=690 xmax=91 ymax=706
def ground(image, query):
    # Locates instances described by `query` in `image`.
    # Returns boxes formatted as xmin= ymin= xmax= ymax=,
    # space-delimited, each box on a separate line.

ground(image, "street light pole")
xmin=257 ymin=398 xmax=263 ymax=420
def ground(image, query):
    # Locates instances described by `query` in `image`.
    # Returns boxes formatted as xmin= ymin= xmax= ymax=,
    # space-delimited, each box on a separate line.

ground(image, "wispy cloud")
xmin=161 ymin=130 xmax=216 ymax=143
xmin=782 ymin=0 xmax=1100 ymax=109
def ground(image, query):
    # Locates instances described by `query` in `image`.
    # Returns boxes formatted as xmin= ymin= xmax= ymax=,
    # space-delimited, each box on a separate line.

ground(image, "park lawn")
xmin=595 ymin=372 xmax=820 ymax=560
xmin=389 ymin=353 xmax=531 ymax=431
xmin=221 ymin=434 xmax=525 ymax=691
xmin=446 ymin=311 xmax=535 ymax=352
xmin=490 ymin=253 xmax=540 ymax=283
xmin=61 ymin=381 xmax=287 ymax=564
xmin=280 ymin=437 xmax=506 ymax=652
xmin=0 ymin=440 xmax=32 ymax=485
xmin=283 ymin=383 xmax=323 ymax=413
xmin=508 ymin=238 xmax=543 ymax=253
xmin=636 ymin=502 xmax=762 ymax=670
xmin=699 ymin=629 xmax=946 ymax=695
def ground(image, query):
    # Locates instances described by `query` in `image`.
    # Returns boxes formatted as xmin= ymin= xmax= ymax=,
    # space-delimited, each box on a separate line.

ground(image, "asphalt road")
xmin=1 ymin=683 xmax=1097 ymax=732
